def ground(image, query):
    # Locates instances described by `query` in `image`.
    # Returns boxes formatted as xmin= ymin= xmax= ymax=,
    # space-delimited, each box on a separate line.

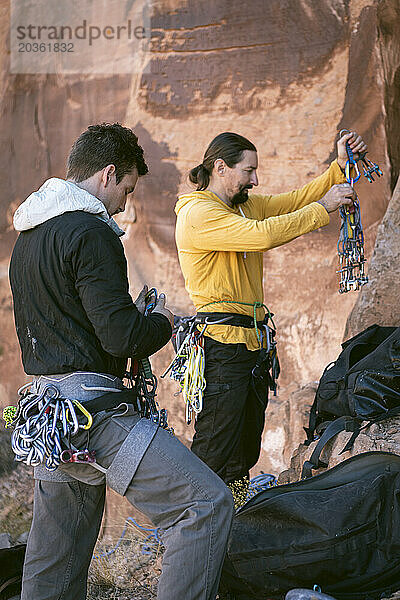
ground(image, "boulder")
xmin=0 ymin=532 xmax=12 ymax=549
xmin=279 ymin=416 xmax=400 ymax=484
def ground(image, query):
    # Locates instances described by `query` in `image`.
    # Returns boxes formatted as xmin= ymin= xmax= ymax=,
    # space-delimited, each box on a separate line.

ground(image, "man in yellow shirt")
xmin=175 ymin=131 xmax=367 ymax=500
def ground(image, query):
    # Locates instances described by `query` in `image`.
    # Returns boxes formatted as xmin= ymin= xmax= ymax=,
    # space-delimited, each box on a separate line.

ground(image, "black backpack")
xmin=302 ymin=324 xmax=400 ymax=478
xmin=220 ymin=451 xmax=400 ymax=600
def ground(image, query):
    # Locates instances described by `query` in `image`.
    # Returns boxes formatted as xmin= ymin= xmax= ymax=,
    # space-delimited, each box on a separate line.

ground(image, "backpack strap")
xmin=302 ymin=405 xmax=400 ymax=480
xmin=366 ymin=404 xmax=400 ymax=425
xmin=304 ymin=362 xmax=335 ymax=445
xmin=304 ymin=395 xmax=318 ymax=445
xmin=301 ymin=416 xmax=361 ymax=479
xmin=341 ymin=405 xmax=400 ymax=455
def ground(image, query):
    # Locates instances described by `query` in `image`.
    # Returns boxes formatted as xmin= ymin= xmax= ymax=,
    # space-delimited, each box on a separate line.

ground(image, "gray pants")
xmin=21 ymin=373 xmax=234 ymax=600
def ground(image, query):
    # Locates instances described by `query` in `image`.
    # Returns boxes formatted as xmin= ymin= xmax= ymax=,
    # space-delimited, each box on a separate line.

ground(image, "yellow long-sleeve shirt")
xmin=175 ymin=160 xmax=346 ymax=350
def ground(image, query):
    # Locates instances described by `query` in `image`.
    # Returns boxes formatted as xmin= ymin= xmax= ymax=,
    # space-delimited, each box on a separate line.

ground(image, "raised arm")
xmin=254 ymin=160 xmax=346 ymax=219
xmin=183 ymin=181 xmax=355 ymax=254
xmin=254 ymin=131 xmax=367 ymax=219
xmin=184 ymin=200 xmax=329 ymax=253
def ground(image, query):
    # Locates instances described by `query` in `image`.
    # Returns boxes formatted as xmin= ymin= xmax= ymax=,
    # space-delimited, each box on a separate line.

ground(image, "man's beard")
xmin=231 ymin=185 xmax=252 ymax=206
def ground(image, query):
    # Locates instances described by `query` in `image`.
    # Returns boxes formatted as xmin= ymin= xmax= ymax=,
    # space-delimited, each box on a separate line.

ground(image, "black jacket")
xmin=9 ymin=211 xmax=172 ymax=377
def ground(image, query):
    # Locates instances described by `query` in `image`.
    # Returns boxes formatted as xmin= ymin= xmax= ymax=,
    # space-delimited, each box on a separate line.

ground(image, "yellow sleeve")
xmin=252 ymin=160 xmax=347 ymax=219
xmin=187 ymin=200 xmax=329 ymax=253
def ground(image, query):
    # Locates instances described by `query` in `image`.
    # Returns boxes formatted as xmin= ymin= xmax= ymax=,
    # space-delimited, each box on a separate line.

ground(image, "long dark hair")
xmin=189 ymin=132 xmax=256 ymax=191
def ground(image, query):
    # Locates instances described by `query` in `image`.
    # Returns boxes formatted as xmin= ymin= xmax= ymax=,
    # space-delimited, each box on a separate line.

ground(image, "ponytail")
xmin=189 ymin=164 xmax=210 ymax=191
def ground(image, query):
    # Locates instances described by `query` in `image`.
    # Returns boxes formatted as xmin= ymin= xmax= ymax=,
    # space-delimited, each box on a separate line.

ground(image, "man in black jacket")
xmin=9 ymin=123 xmax=234 ymax=600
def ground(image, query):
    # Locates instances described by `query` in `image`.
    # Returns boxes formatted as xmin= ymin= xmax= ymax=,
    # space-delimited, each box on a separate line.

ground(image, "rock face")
xmin=345 ymin=175 xmax=400 ymax=338
xmin=0 ymin=0 xmax=399 ymax=478
xmin=259 ymin=383 xmax=318 ymax=474
xmin=279 ymin=415 xmax=400 ymax=484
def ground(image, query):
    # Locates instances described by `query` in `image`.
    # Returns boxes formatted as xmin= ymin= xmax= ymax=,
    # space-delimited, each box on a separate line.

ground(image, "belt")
xmin=195 ymin=312 xmax=267 ymax=329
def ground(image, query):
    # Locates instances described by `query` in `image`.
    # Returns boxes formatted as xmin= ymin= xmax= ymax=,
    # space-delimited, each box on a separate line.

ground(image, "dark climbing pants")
xmin=191 ymin=336 xmax=269 ymax=484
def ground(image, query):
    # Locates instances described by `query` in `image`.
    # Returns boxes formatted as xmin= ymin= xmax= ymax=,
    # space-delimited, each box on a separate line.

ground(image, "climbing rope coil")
xmin=337 ymin=129 xmax=383 ymax=294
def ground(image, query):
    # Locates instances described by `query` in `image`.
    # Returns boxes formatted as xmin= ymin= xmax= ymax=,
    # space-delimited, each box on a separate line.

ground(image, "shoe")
xmin=285 ymin=589 xmax=337 ymax=600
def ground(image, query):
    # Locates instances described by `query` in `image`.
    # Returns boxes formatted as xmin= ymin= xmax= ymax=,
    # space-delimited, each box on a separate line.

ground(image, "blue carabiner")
xmin=340 ymin=128 xmax=361 ymax=184
xmin=345 ymin=143 xmax=360 ymax=184
xmin=144 ymin=287 xmax=158 ymax=315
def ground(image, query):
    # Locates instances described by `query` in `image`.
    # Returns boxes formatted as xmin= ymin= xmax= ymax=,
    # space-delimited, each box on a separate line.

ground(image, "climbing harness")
xmin=125 ymin=288 xmax=173 ymax=433
xmin=2 ymin=382 xmax=95 ymax=471
xmin=162 ymin=300 xmax=280 ymax=424
xmin=337 ymin=129 xmax=382 ymax=294
xmin=199 ymin=301 xmax=280 ymax=397
xmin=2 ymin=287 xmax=173 ymax=469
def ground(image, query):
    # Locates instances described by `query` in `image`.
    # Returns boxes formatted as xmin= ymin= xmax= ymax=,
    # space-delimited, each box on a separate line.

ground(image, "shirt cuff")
xmin=332 ymin=159 xmax=348 ymax=182
xmin=310 ymin=201 xmax=330 ymax=227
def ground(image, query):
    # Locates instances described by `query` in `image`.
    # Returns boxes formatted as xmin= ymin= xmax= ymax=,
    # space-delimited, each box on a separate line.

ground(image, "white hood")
xmin=13 ymin=178 xmax=124 ymax=237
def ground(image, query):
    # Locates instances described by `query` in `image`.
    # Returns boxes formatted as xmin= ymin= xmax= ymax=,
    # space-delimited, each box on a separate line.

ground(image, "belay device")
xmin=336 ymin=128 xmax=382 ymax=294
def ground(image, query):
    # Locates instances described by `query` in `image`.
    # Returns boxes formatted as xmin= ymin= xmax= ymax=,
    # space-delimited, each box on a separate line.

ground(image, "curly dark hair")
xmin=66 ymin=122 xmax=148 ymax=184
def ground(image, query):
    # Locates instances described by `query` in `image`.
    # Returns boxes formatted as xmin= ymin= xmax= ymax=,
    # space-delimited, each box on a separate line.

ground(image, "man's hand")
xmin=317 ymin=183 xmax=356 ymax=214
xmin=337 ymin=131 xmax=368 ymax=170
xmin=153 ymin=293 xmax=174 ymax=328
xmin=134 ymin=285 xmax=148 ymax=314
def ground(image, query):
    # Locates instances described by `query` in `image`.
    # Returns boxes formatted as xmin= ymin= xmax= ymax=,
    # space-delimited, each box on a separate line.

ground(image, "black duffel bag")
xmin=0 ymin=543 xmax=26 ymax=600
xmin=220 ymin=452 xmax=400 ymax=600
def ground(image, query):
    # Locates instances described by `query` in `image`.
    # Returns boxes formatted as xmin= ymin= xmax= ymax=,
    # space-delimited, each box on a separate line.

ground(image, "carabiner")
xmin=60 ymin=449 xmax=75 ymax=463
xmin=71 ymin=399 xmax=93 ymax=430
xmin=65 ymin=399 xmax=79 ymax=436
xmin=145 ymin=287 xmax=158 ymax=314
xmin=263 ymin=324 xmax=271 ymax=353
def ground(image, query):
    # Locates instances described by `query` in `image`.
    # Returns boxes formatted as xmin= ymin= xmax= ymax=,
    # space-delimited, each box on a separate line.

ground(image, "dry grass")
xmin=88 ymin=516 xmax=163 ymax=600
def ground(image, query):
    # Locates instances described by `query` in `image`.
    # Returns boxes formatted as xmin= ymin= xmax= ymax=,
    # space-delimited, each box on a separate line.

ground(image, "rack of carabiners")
xmin=2 ymin=383 xmax=94 ymax=471
xmin=125 ymin=288 xmax=173 ymax=433
xmin=161 ymin=305 xmax=280 ymax=424
xmin=162 ymin=318 xmax=206 ymax=425
xmin=337 ymin=129 xmax=383 ymax=294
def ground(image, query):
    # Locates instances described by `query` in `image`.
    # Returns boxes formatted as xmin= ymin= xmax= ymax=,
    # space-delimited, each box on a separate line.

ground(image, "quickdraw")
xmin=256 ymin=318 xmax=280 ymax=395
xmin=2 ymin=382 xmax=94 ymax=471
xmin=162 ymin=320 xmax=206 ymax=424
xmin=125 ymin=288 xmax=173 ymax=433
xmin=337 ymin=129 xmax=382 ymax=294
xmin=162 ymin=301 xmax=280 ymax=424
